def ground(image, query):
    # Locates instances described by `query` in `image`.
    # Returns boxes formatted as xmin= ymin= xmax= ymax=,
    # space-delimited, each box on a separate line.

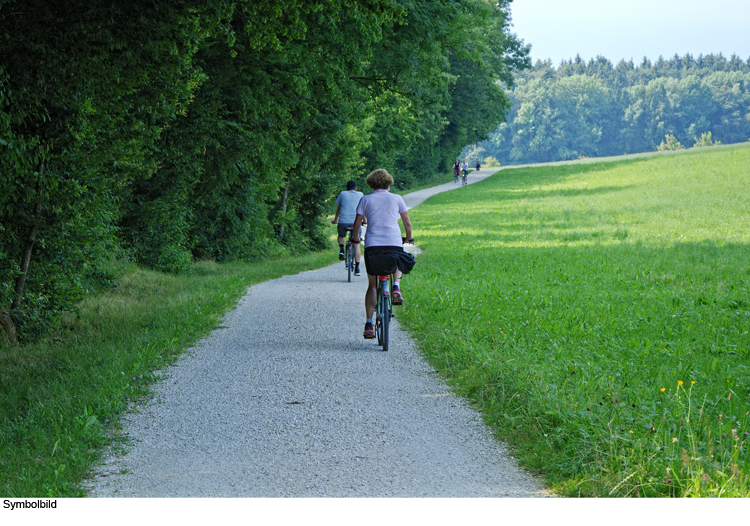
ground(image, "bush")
xmin=658 ymin=135 xmax=685 ymax=151
xmin=693 ymin=132 xmax=722 ymax=148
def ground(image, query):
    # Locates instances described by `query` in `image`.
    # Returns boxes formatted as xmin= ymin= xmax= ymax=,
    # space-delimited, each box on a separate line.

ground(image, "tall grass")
xmin=399 ymin=144 xmax=750 ymax=496
xmin=0 ymin=251 xmax=335 ymax=497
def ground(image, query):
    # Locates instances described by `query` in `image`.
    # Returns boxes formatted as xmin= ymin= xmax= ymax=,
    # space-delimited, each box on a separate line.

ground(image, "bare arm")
xmin=400 ymin=211 xmax=413 ymax=242
xmin=352 ymin=214 xmax=365 ymax=243
xmin=331 ymin=205 xmax=341 ymax=224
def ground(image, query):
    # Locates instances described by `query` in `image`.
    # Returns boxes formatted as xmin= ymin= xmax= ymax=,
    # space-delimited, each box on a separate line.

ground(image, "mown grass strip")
xmin=0 ymin=251 xmax=335 ymax=497
xmin=399 ymin=144 xmax=750 ymax=497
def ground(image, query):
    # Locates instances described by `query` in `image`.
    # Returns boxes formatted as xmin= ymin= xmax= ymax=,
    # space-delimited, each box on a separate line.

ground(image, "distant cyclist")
xmin=331 ymin=180 xmax=364 ymax=276
xmin=475 ymin=160 xmax=481 ymax=172
xmin=351 ymin=169 xmax=415 ymax=339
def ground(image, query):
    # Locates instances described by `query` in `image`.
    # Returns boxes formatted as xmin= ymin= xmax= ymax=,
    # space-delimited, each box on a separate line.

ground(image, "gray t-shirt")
xmin=335 ymin=190 xmax=364 ymax=224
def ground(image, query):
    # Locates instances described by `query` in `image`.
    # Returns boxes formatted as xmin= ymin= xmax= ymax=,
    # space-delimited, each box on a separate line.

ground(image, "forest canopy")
xmin=464 ymin=53 xmax=750 ymax=165
xmin=0 ymin=0 xmax=529 ymax=343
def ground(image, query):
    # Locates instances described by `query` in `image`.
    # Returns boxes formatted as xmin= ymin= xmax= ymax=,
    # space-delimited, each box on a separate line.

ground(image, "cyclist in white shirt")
xmin=352 ymin=169 xmax=414 ymax=339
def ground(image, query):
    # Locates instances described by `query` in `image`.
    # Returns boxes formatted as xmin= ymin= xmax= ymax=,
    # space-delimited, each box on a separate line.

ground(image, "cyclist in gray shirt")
xmin=331 ymin=180 xmax=364 ymax=275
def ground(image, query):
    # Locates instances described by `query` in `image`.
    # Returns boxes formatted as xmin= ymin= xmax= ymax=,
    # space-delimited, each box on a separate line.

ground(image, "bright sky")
xmin=510 ymin=0 xmax=750 ymax=65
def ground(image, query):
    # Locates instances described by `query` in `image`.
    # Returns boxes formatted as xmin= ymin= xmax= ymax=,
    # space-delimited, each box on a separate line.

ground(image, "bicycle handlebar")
xmin=351 ymin=237 xmax=413 ymax=245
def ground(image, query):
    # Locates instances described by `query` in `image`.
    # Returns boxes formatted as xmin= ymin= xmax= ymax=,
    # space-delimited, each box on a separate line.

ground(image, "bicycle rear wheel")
xmin=376 ymin=293 xmax=383 ymax=346
xmin=380 ymin=293 xmax=390 ymax=352
xmin=346 ymin=243 xmax=353 ymax=282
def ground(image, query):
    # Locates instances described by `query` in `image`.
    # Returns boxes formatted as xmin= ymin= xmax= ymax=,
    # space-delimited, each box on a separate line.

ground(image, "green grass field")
xmin=399 ymin=144 xmax=750 ymax=496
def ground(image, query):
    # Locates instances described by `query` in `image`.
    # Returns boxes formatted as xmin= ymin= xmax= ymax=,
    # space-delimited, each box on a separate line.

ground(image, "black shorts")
xmin=337 ymin=223 xmax=359 ymax=238
xmin=364 ymin=246 xmax=416 ymax=276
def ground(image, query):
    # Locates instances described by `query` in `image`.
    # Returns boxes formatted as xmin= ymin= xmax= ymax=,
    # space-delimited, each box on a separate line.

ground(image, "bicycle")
xmin=462 ymin=170 xmax=467 ymax=186
xmin=344 ymin=227 xmax=355 ymax=282
xmin=373 ymin=237 xmax=413 ymax=352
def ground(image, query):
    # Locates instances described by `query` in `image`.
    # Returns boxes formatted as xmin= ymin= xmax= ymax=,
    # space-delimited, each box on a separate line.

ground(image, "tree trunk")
xmin=12 ymin=202 xmax=42 ymax=310
xmin=0 ymin=309 xmax=18 ymax=345
xmin=279 ymin=183 xmax=288 ymax=240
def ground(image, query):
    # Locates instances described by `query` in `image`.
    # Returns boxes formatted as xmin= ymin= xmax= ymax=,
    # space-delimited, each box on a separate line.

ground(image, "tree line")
xmin=465 ymin=53 xmax=750 ymax=165
xmin=0 ymin=0 xmax=528 ymax=343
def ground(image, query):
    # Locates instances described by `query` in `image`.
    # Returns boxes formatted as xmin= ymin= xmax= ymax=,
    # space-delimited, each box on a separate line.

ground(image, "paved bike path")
xmin=400 ymin=169 xmax=495 ymax=210
xmin=88 ymin=168 xmax=549 ymax=497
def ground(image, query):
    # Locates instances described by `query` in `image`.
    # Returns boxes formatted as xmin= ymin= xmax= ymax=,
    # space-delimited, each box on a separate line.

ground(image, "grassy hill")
xmin=400 ymin=143 xmax=750 ymax=496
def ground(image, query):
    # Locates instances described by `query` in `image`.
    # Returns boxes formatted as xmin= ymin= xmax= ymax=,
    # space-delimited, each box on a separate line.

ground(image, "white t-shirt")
xmin=356 ymin=189 xmax=407 ymax=247
xmin=335 ymin=190 xmax=364 ymax=224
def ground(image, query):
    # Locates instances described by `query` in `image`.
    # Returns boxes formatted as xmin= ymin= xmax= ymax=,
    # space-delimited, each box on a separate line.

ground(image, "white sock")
xmin=367 ymin=318 xmax=373 ymax=325
xmin=394 ymin=281 xmax=400 ymax=289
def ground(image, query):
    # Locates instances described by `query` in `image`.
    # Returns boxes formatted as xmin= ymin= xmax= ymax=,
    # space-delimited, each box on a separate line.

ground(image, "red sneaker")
xmin=392 ymin=288 xmax=403 ymax=305
xmin=363 ymin=322 xmax=375 ymax=339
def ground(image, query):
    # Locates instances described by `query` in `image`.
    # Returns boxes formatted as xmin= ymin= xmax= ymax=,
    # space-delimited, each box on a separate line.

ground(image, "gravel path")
xmin=87 ymin=169 xmax=550 ymax=498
